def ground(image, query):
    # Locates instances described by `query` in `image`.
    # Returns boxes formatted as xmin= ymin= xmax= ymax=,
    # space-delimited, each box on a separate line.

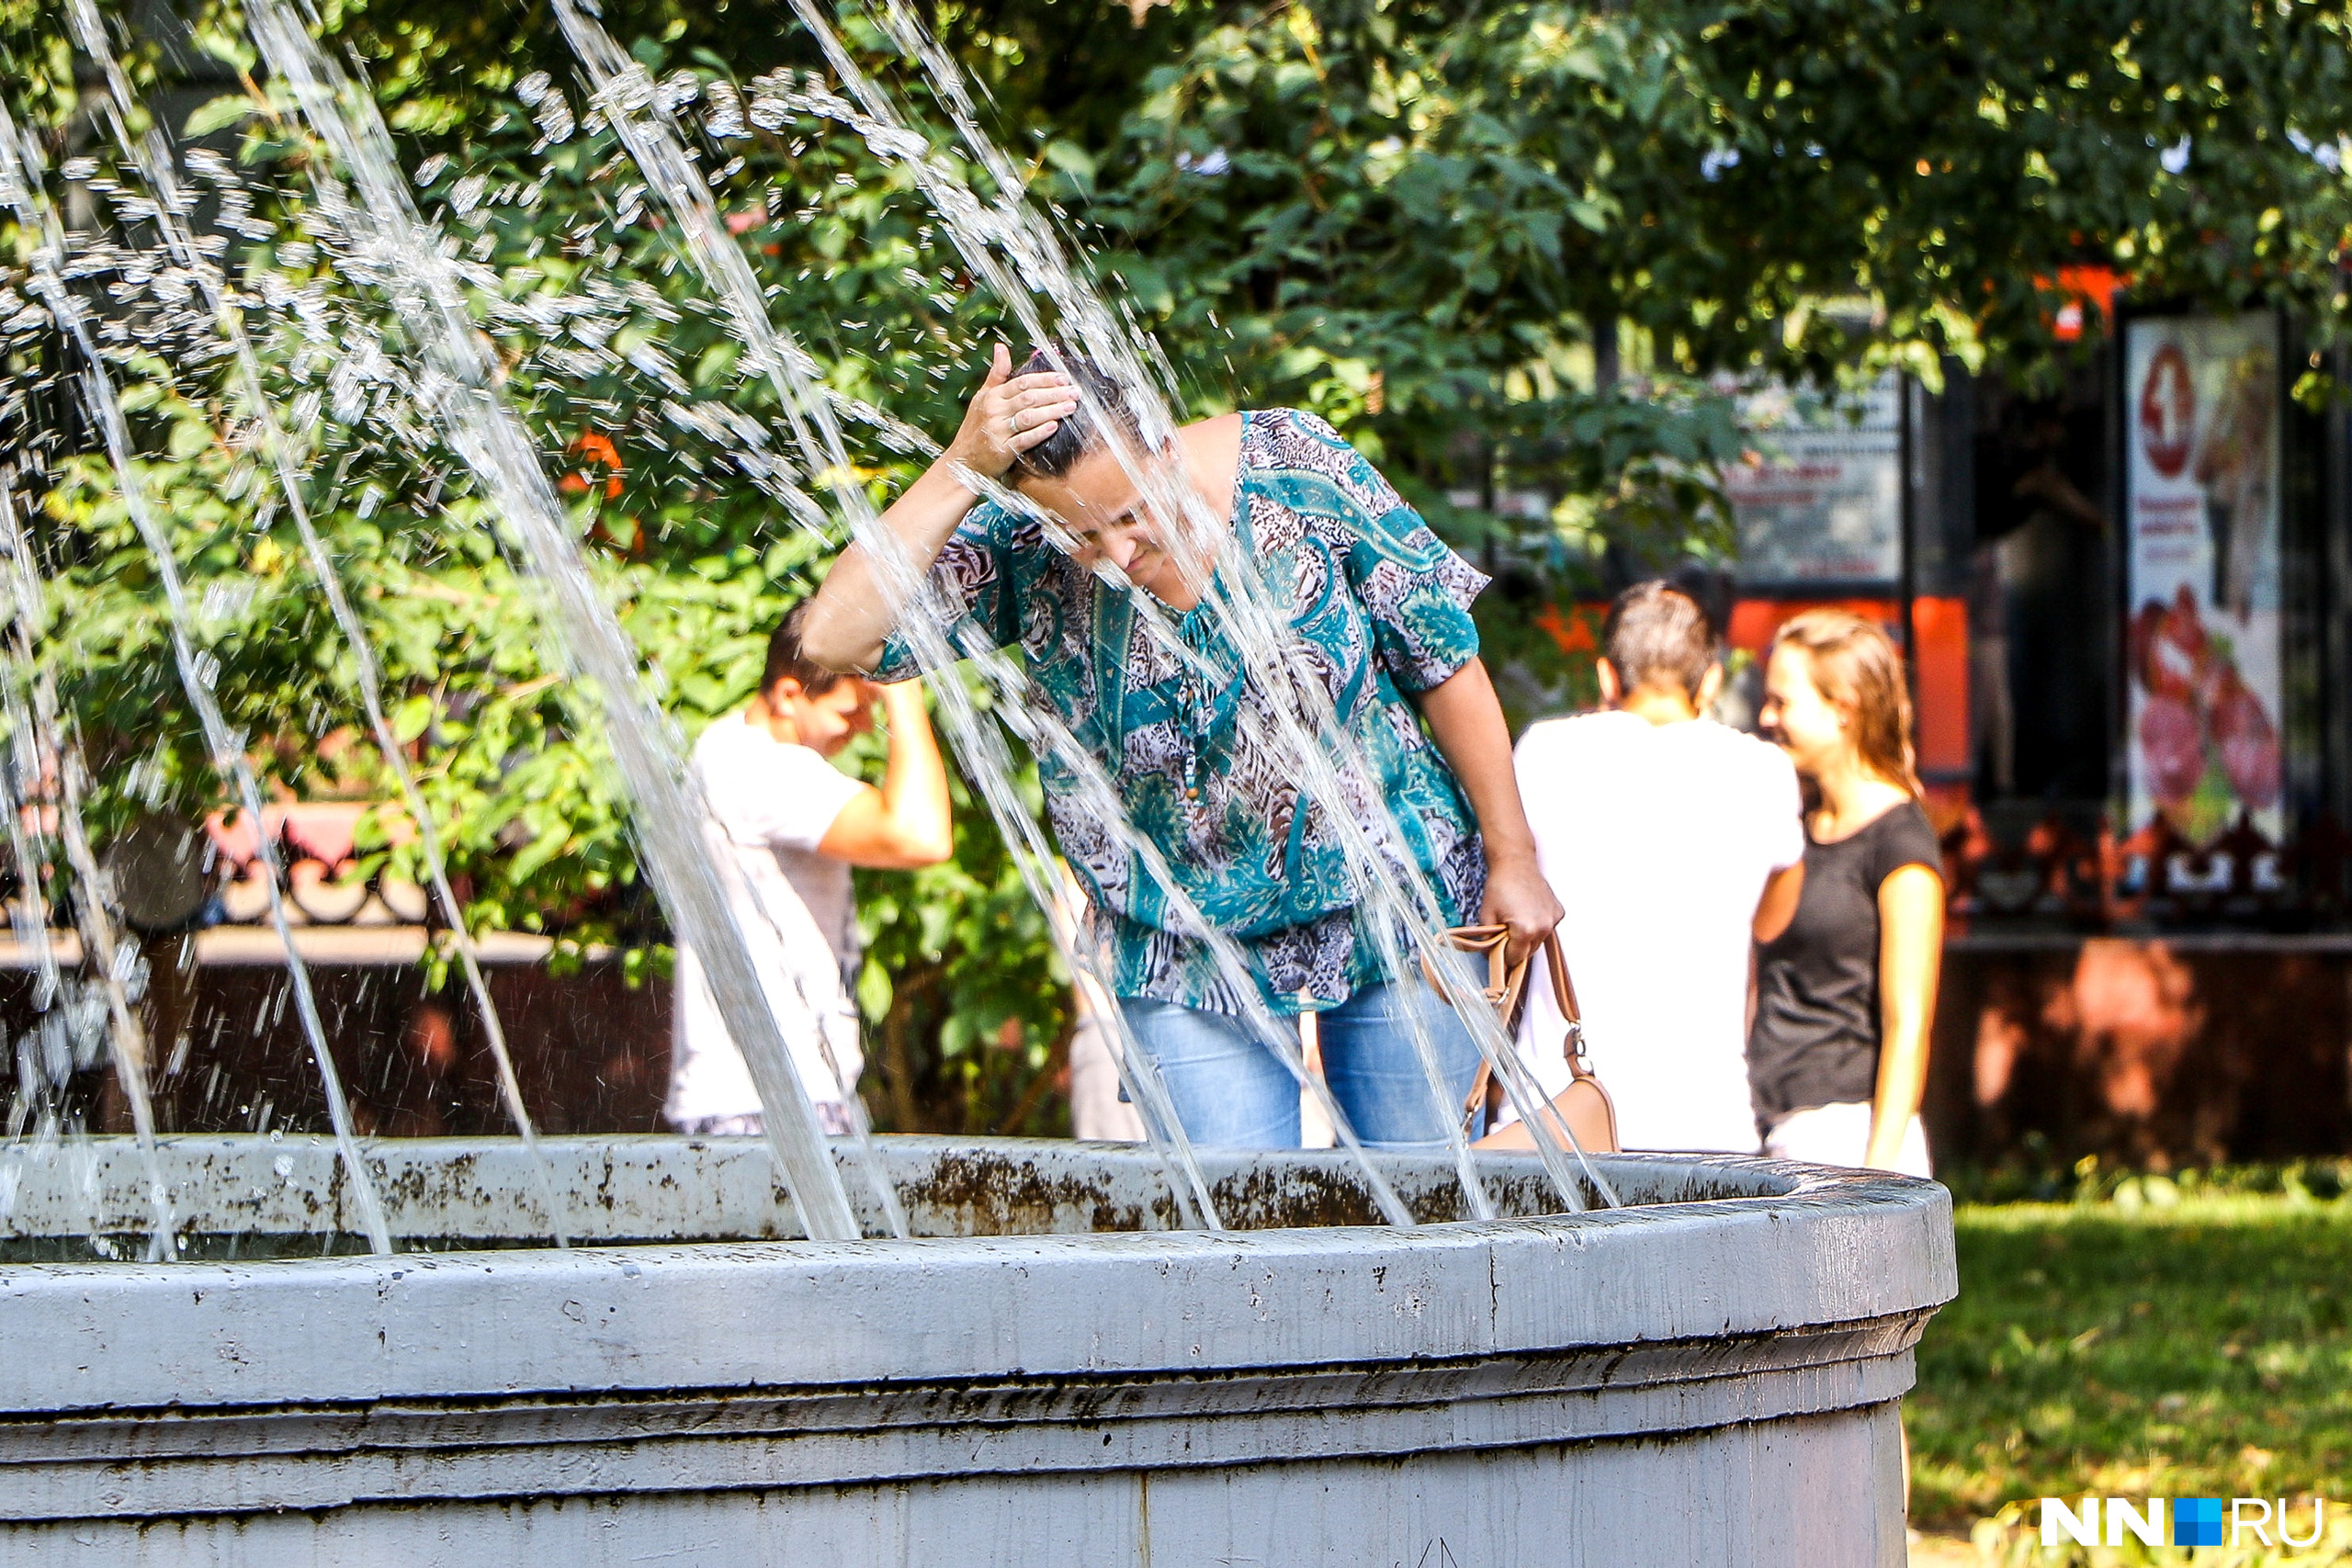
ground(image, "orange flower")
xmin=560 ymin=430 xmax=624 ymax=500
xmin=1534 ymin=603 xmax=1596 ymax=654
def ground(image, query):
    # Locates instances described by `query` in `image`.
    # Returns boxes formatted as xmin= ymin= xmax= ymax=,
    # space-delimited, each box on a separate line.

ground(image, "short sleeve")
xmin=1312 ymin=418 xmax=1489 ymax=693
xmin=699 ymin=733 xmax=867 ymax=852
xmin=870 ymin=502 xmax=1028 ymax=683
xmin=1758 ymin=746 xmax=1805 ymax=872
xmin=1864 ymin=800 xmax=1945 ymax=893
xmin=1512 ymin=719 xmax=1577 ymax=813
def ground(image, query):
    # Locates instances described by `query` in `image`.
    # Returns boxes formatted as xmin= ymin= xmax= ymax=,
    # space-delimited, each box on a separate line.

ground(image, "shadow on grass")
xmin=1911 ymin=1189 xmax=2352 ymax=1561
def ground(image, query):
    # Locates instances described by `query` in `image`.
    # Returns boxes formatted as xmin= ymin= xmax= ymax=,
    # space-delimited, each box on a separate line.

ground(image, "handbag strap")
xmin=1535 ymin=930 xmax=1600 ymax=1082
xmin=1429 ymin=924 xmax=1598 ymax=1086
xmin=1419 ymin=923 xmax=1526 ymax=1022
xmin=1539 ymin=928 xmax=1579 ymax=1027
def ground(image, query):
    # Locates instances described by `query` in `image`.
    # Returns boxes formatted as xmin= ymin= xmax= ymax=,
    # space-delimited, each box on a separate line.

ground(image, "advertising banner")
xmin=2123 ymin=312 xmax=2282 ymax=845
xmin=1724 ymin=372 xmax=1903 ymax=585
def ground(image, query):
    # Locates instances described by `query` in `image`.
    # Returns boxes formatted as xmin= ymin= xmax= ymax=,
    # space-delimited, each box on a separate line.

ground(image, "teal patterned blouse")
xmin=876 ymin=409 xmax=1489 ymax=1016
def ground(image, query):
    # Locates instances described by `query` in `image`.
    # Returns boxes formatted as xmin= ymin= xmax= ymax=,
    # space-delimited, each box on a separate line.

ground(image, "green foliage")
xmin=1080 ymin=0 xmax=2352 ymax=464
xmin=1943 ymin=1148 xmax=2352 ymax=1207
xmin=1089 ymin=1 xmax=1753 ymax=519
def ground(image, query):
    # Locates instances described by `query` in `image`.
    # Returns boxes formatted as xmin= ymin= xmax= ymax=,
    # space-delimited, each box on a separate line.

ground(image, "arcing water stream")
xmin=0 ymin=479 xmax=177 ymax=1253
xmin=0 ymin=479 xmax=75 ymax=1144
xmin=239 ymin=0 xmax=864 ymax=1243
xmin=546 ymin=3 xmax=1575 ymax=1228
xmin=549 ymin=1 xmax=1236 ymax=1230
xmin=0 ymin=95 xmax=396 ymax=1256
xmin=664 ymin=14 xmax=1611 ymax=1212
xmin=59 ymin=0 xmax=572 ymax=1247
xmin=0 ymin=0 xmax=1618 ymax=1246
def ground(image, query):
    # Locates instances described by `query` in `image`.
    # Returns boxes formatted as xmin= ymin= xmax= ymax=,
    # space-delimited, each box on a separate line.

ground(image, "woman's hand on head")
xmin=944 ymin=344 xmax=1079 ymax=484
xmin=1479 ymin=854 xmax=1566 ymax=967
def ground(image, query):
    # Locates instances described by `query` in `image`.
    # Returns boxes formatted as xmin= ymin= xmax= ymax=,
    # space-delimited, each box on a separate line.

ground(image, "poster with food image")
xmin=2123 ymin=312 xmax=2283 ymax=846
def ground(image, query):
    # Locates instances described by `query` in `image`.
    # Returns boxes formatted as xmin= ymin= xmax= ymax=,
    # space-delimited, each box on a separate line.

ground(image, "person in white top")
xmin=665 ymin=604 xmax=952 ymax=1137
xmin=1482 ymin=581 xmax=1805 ymax=1154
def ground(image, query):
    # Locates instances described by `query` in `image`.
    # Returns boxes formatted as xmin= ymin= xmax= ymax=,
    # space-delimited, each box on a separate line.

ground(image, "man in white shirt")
xmin=1486 ymin=582 xmax=1804 ymax=1153
xmin=666 ymin=604 xmax=952 ymax=1137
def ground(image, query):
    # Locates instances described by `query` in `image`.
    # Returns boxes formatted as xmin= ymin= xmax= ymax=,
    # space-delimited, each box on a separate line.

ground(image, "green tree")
xmin=3 ymin=0 xmax=2347 ymax=1134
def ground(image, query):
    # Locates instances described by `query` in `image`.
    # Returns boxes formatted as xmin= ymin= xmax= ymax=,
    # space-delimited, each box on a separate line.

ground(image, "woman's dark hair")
xmin=1011 ymin=347 xmax=1147 ymax=482
xmin=763 ymin=602 xmax=847 ymax=697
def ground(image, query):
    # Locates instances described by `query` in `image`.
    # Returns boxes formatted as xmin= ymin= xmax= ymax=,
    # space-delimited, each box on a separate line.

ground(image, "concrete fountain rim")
xmin=0 ymin=1143 xmax=1956 ymax=1416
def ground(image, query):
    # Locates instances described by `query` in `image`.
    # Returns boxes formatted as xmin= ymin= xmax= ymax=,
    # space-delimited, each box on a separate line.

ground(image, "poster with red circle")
xmin=2123 ymin=313 xmax=2282 ymax=846
xmin=2138 ymin=343 xmax=2195 ymax=479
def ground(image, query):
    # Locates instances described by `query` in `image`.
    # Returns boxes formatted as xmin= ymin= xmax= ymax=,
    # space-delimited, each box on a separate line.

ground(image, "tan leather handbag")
xmin=1424 ymin=925 xmax=1620 ymax=1154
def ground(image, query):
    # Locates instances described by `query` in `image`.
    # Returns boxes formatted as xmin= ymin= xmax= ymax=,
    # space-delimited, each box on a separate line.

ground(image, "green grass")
xmin=1911 ymin=1190 xmax=2352 ymax=1557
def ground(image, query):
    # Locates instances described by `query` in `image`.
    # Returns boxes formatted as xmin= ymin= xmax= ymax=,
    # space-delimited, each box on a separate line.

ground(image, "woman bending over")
xmin=803 ymin=348 xmax=1562 ymax=1151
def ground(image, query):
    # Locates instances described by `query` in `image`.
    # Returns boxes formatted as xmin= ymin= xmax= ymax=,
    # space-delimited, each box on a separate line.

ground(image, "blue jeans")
xmin=1118 ymin=963 xmax=1483 ymax=1153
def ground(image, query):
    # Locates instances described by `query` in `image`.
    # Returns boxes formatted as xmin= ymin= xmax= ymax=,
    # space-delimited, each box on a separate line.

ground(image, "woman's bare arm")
xmin=1751 ymin=862 xmax=1804 ymax=942
xmin=1865 ymin=862 xmax=1944 ymax=1169
xmin=802 ymin=345 xmax=1075 ymax=672
xmin=1412 ymin=658 xmax=1565 ymax=964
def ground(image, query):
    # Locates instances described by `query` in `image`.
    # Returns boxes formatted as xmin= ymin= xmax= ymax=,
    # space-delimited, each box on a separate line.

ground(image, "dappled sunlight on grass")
xmin=1911 ymin=1195 xmax=2352 ymax=1555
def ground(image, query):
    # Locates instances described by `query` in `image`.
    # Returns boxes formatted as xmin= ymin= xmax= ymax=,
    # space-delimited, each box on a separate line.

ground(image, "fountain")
xmin=0 ymin=1136 xmax=1952 ymax=1565
xmin=0 ymin=2 xmax=1955 ymax=1561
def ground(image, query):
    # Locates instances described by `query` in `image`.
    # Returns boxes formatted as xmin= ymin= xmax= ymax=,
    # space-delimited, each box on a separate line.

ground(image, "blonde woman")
xmin=1748 ymin=610 xmax=1943 ymax=1175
